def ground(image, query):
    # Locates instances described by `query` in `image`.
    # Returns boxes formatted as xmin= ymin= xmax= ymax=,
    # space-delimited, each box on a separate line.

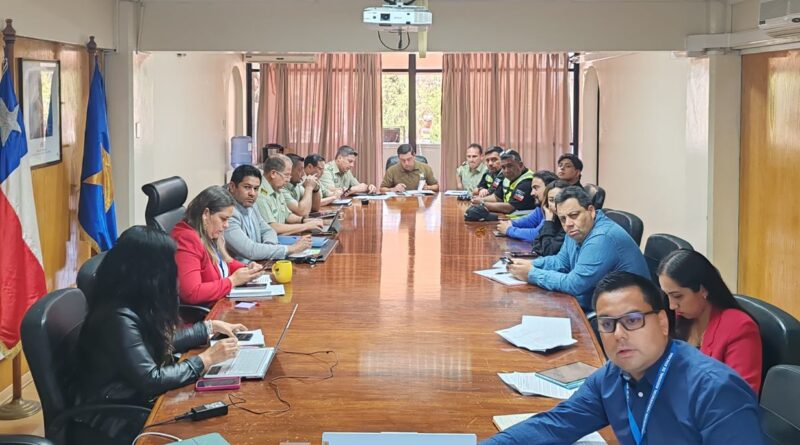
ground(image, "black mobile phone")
xmin=210 ymin=332 xmax=253 ymax=342
xmin=509 ymin=251 xmax=539 ymax=259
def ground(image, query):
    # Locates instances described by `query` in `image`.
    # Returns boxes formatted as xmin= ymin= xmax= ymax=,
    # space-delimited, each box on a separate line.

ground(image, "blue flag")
xmin=78 ymin=63 xmax=117 ymax=252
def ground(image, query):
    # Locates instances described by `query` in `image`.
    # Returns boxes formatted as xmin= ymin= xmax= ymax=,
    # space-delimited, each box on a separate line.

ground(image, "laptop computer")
xmin=287 ymin=238 xmax=338 ymax=263
xmin=313 ymin=209 xmax=342 ymax=234
xmin=321 ymin=433 xmax=476 ymax=445
xmin=203 ymin=304 xmax=298 ymax=379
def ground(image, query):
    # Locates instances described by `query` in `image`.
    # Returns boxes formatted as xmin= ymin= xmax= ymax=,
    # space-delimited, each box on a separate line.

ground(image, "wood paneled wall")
xmin=739 ymin=50 xmax=800 ymax=319
xmin=1 ymin=37 xmax=94 ymax=396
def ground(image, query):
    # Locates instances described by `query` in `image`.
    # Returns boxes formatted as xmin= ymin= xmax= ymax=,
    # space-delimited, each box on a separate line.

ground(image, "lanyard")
xmin=212 ymin=245 xmax=228 ymax=278
xmin=624 ymin=342 xmax=675 ymax=445
xmin=503 ymin=170 xmax=533 ymax=202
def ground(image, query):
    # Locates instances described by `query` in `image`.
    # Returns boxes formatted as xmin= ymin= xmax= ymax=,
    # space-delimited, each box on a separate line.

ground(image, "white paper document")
xmin=229 ymin=284 xmax=285 ymax=298
xmin=492 ymin=413 xmax=607 ymax=444
xmin=444 ymin=190 xmax=470 ymax=196
xmin=404 ymin=189 xmax=436 ymax=195
xmin=498 ymin=372 xmax=579 ymax=399
xmin=496 ymin=316 xmax=577 ymax=351
xmin=359 ymin=194 xmax=392 ymax=201
xmin=332 ymin=198 xmax=353 ymax=205
xmin=474 ymin=268 xmax=527 ymax=286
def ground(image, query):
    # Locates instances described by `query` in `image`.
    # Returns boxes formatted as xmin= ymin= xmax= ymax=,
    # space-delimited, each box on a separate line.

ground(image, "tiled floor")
xmin=0 ymin=382 xmax=45 ymax=436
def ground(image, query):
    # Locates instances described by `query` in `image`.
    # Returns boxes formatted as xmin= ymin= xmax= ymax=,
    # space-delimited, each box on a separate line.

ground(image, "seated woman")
xmin=172 ymin=185 xmax=264 ymax=306
xmin=530 ymin=180 xmax=569 ymax=257
xmin=496 ymin=170 xmax=558 ymax=241
xmin=71 ymin=226 xmax=245 ymax=444
xmin=658 ymin=249 xmax=763 ymax=394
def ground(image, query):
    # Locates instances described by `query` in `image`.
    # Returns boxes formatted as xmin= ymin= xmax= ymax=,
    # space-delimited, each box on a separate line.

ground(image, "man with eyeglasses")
xmin=471 ymin=150 xmax=536 ymax=214
xmin=507 ymin=186 xmax=648 ymax=310
xmin=480 ymin=272 xmax=763 ymax=445
xmin=255 ymin=155 xmax=325 ymax=235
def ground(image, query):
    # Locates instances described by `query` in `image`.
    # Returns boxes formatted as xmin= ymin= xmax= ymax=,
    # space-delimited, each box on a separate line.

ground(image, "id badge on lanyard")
xmin=624 ymin=342 xmax=676 ymax=445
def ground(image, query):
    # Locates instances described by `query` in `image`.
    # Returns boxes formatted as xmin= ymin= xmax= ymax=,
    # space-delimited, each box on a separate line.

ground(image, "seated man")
xmin=225 ymin=164 xmax=310 ymax=262
xmin=471 ymin=150 xmax=535 ymax=214
xmin=319 ymin=145 xmax=376 ymax=197
xmin=255 ymin=155 xmax=325 ymax=236
xmin=380 ymin=144 xmax=440 ymax=193
xmin=508 ymin=186 xmax=648 ymax=310
xmin=456 ymin=143 xmax=487 ymax=192
xmin=304 ymin=154 xmax=342 ymax=207
xmin=497 ymin=170 xmax=558 ymax=241
xmin=283 ymin=153 xmax=321 ymax=217
xmin=474 ymin=146 xmax=504 ymax=197
xmin=557 ymin=153 xmax=583 ymax=186
xmin=480 ymin=272 xmax=763 ymax=445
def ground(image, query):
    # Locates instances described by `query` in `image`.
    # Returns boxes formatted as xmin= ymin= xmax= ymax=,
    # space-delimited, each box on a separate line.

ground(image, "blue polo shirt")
xmin=480 ymin=340 xmax=763 ymax=445
xmin=528 ymin=210 xmax=649 ymax=310
xmin=506 ymin=207 xmax=545 ymax=242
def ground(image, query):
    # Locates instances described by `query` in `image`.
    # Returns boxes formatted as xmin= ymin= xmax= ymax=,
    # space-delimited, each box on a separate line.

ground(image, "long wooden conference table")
xmin=143 ymin=196 xmax=612 ymax=444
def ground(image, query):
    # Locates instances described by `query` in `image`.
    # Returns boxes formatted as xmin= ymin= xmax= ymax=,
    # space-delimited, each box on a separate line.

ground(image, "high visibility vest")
xmin=502 ymin=170 xmax=534 ymax=203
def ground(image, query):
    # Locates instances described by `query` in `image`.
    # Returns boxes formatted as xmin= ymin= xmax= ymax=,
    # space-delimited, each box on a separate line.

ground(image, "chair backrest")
xmin=385 ymin=154 xmax=429 ymax=171
xmin=761 ymin=365 xmax=800 ymax=444
xmin=604 ymin=209 xmax=644 ymax=246
xmin=735 ymin=294 xmax=800 ymax=382
xmin=76 ymin=252 xmax=107 ymax=307
xmin=0 ymin=435 xmax=55 ymax=445
xmin=141 ymin=176 xmax=188 ymax=233
xmin=643 ymin=233 xmax=693 ymax=283
xmin=21 ymin=289 xmax=87 ymax=443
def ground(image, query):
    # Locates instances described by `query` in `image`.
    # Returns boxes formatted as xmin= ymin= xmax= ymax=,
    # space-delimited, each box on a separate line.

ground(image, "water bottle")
xmin=417 ymin=174 xmax=425 ymax=191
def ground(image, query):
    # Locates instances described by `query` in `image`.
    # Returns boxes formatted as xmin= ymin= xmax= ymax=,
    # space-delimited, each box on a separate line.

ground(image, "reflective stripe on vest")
xmin=502 ymin=170 xmax=534 ymax=203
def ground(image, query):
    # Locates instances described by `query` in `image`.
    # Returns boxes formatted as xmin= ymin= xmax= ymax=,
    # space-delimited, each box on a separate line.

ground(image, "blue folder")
xmin=277 ymin=236 xmax=328 ymax=248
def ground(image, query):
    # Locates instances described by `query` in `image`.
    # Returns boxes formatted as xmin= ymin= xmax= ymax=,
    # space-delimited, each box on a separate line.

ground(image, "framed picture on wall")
xmin=19 ymin=59 xmax=62 ymax=168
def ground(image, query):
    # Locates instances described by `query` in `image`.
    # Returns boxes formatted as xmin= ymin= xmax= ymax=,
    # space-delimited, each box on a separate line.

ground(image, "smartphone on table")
xmin=195 ymin=377 xmax=241 ymax=392
xmin=210 ymin=332 xmax=254 ymax=342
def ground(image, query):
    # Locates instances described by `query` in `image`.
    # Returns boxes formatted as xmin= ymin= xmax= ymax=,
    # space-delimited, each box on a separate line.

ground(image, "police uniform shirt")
xmin=493 ymin=168 xmax=536 ymax=211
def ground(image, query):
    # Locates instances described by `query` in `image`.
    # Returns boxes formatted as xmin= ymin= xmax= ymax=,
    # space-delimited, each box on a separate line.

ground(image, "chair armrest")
xmin=50 ymin=404 xmax=151 ymax=432
xmin=179 ymin=304 xmax=211 ymax=324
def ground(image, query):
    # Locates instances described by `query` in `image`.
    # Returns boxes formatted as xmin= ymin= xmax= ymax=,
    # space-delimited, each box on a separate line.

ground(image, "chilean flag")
xmin=0 ymin=62 xmax=47 ymax=350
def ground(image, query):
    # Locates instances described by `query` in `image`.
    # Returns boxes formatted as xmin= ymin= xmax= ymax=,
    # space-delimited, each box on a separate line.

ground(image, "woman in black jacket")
xmin=71 ymin=226 xmax=245 ymax=444
xmin=530 ymin=180 xmax=569 ymax=257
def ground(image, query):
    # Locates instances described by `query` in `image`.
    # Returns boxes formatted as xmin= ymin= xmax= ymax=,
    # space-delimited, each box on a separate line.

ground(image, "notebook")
xmin=536 ymin=362 xmax=598 ymax=389
xmin=321 ymin=432 xmax=476 ymax=445
xmin=204 ymin=304 xmax=297 ymax=379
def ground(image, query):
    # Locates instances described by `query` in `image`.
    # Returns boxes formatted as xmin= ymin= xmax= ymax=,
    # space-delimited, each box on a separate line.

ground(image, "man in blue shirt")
xmin=496 ymin=170 xmax=558 ymax=242
xmin=481 ymin=272 xmax=763 ymax=445
xmin=508 ymin=186 xmax=649 ymax=310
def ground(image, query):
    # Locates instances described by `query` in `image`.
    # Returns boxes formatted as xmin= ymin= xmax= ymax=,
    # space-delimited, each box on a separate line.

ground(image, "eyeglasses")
xmin=596 ymin=311 xmax=658 ymax=333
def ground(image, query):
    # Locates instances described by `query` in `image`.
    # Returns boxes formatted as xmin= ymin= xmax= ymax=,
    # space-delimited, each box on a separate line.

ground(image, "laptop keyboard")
xmin=229 ymin=348 xmax=272 ymax=374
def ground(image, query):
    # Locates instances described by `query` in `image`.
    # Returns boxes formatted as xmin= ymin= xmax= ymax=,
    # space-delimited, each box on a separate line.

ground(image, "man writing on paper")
xmin=380 ymin=144 xmax=440 ymax=193
xmin=480 ymin=272 xmax=763 ymax=445
xmin=319 ymin=145 xmax=376 ymax=197
xmin=225 ymin=164 xmax=310 ymax=262
xmin=256 ymin=156 xmax=325 ymax=236
xmin=471 ymin=150 xmax=535 ymax=214
xmin=507 ymin=186 xmax=648 ymax=311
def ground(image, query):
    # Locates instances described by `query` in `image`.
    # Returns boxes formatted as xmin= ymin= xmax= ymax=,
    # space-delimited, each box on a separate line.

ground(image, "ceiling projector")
xmin=363 ymin=4 xmax=432 ymax=32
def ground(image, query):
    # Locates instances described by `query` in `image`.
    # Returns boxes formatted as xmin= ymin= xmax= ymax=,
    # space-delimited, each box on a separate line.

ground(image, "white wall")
xmin=5 ymin=0 xmax=114 ymax=48
xmin=131 ymin=52 xmax=245 ymax=225
xmin=584 ymin=52 xmax=709 ymax=253
xmin=139 ymin=0 xmax=709 ymax=52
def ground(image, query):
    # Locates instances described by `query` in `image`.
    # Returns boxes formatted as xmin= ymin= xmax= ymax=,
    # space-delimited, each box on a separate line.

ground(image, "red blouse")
xmin=700 ymin=307 xmax=763 ymax=395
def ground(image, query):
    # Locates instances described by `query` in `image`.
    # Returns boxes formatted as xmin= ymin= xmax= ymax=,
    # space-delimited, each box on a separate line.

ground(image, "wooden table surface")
xmin=143 ymin=196 xmax=611 ymax=444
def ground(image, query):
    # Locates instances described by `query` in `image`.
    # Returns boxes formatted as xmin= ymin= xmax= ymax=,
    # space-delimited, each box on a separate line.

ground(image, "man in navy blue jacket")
xmin=508 ymin=186 xmax=649 ymax=310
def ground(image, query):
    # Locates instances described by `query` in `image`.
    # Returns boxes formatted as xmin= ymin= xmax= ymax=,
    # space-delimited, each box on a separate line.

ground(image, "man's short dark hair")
xmin=485 ymin=146 xmax=504 ymax=156
xmin=554 ymin=185 xmax=593 ymax=209
xmin=592 ymin=271 xmax=665 ymax=312
xmin=336 ymin=145 xmax=358 ymax=158
xmin=558 ymin=153 xmax=584 ymax=171
xmin=287 ymin=153 xmax=304 ymax=166
xmin=533 ymin=170 xmax=558 ymax=185
xmin=467 ymin=143 xmax=483 ymax=154
xmin=500 ymin=149 xmax=522 ymax=162
xmin=230 ymin=164 xmax=262 ymax=186
xmin=262 ymin=156 xmax=286 ymax=174
xmin=304 ymin=153 xmax=325 ymax=168
xmin=397 ymin=144 xmax=415 ymax=156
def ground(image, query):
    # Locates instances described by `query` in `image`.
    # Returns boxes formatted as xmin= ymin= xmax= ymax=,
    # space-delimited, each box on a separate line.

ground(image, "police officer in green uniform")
xmin=474 ymin=146 xmax=505 ymax=197
xmin=256 ymin=155 xmax=325 ymax=236
xmin=471 ymin=149 xmax=536 ymax=214
xmin=456 ymin=143 xmax=487 ymax=192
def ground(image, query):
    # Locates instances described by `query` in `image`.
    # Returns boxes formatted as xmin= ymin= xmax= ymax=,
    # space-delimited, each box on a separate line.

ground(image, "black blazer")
xmin=531 ymin=219 xmax=566 ymax=257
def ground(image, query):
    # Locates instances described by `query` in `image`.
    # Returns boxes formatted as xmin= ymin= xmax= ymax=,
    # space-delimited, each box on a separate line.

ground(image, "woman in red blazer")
xmin=658 ymin=249 xmax=762 ymax=395
xmin=172 ymin=186 xmax=264 ymax=306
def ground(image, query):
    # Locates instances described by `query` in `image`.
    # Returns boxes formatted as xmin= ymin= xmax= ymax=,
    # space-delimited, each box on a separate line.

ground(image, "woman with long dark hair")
xmin=657 ymin=249 xmax=762 ymax=394
xmin=172 ymin=185 xmax=265 ymax=305
xmin=72 ymin=226 xmax=245 ymax=443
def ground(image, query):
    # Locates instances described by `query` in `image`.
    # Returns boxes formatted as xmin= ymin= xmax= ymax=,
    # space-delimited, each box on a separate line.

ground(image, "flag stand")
xmin=0 ymin=18 xmax=41 ymax=420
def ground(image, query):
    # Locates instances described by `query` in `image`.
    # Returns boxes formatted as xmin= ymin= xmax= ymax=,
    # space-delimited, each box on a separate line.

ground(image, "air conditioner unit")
xmin=243 ymin=54 xmax=317 ymax=64
xmin=759 ymin=0 xmax=800 ymax=37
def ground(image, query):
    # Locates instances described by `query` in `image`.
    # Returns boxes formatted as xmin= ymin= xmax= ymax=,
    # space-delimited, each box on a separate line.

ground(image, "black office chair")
xmin=761 ymin=364 xmax=800 ymax=445
xmin=141 ymin=176 xmax=188 ymax=233
xmin=21 ymin=289 xmax=150 ymax=445
xmin=583 ymin=184 xmax=606 ymax=210
xmin=604 ymin=209 xmax=644 ymax=247
xmin=76 ymin=251 xmax=210 ymax=323
xmin=385 ymin=154 xmax=429 ymax=171
xmin=643 ymin=234 xmax=693 ymax=284
xmin=0 ymin=435 xmax=55 ymax=445
xmin=735 ymin=294 xmax=800 ymax=386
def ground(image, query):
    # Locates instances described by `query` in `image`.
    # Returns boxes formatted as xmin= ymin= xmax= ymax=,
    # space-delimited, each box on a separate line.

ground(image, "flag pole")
xmin=0 ymin=17 xmax=41 ymax=420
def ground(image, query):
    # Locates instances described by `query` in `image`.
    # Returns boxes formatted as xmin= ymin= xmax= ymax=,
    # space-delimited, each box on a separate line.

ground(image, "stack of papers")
xmin=474 ymin=268 xmax=527 ymax=286
xmin=444 ymin=190 xmax=470 ymax=196
xmin=492 ymin=413 xmax=607 ymax=444
xmin=498 ymin=372 xmax=578 ymax=399
xmin=332 ymin=198 xmax=352 ymax=205
xmin=403 ymin=189 xmax=436 ymax=196
xmin=358 ymin=194 xmax=392 ymax=201
xmin=229 ymin=284 xmax=285 ymax=298
xmin=496 ymin=316 xmax=577 ymax=351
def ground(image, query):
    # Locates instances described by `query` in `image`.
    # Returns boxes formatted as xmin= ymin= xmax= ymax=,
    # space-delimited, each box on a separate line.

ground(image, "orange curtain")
xmin=441 ymin=53 xmax=571 ymax=190
xmin=257 ymin=54 xmax=383 ymax=185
